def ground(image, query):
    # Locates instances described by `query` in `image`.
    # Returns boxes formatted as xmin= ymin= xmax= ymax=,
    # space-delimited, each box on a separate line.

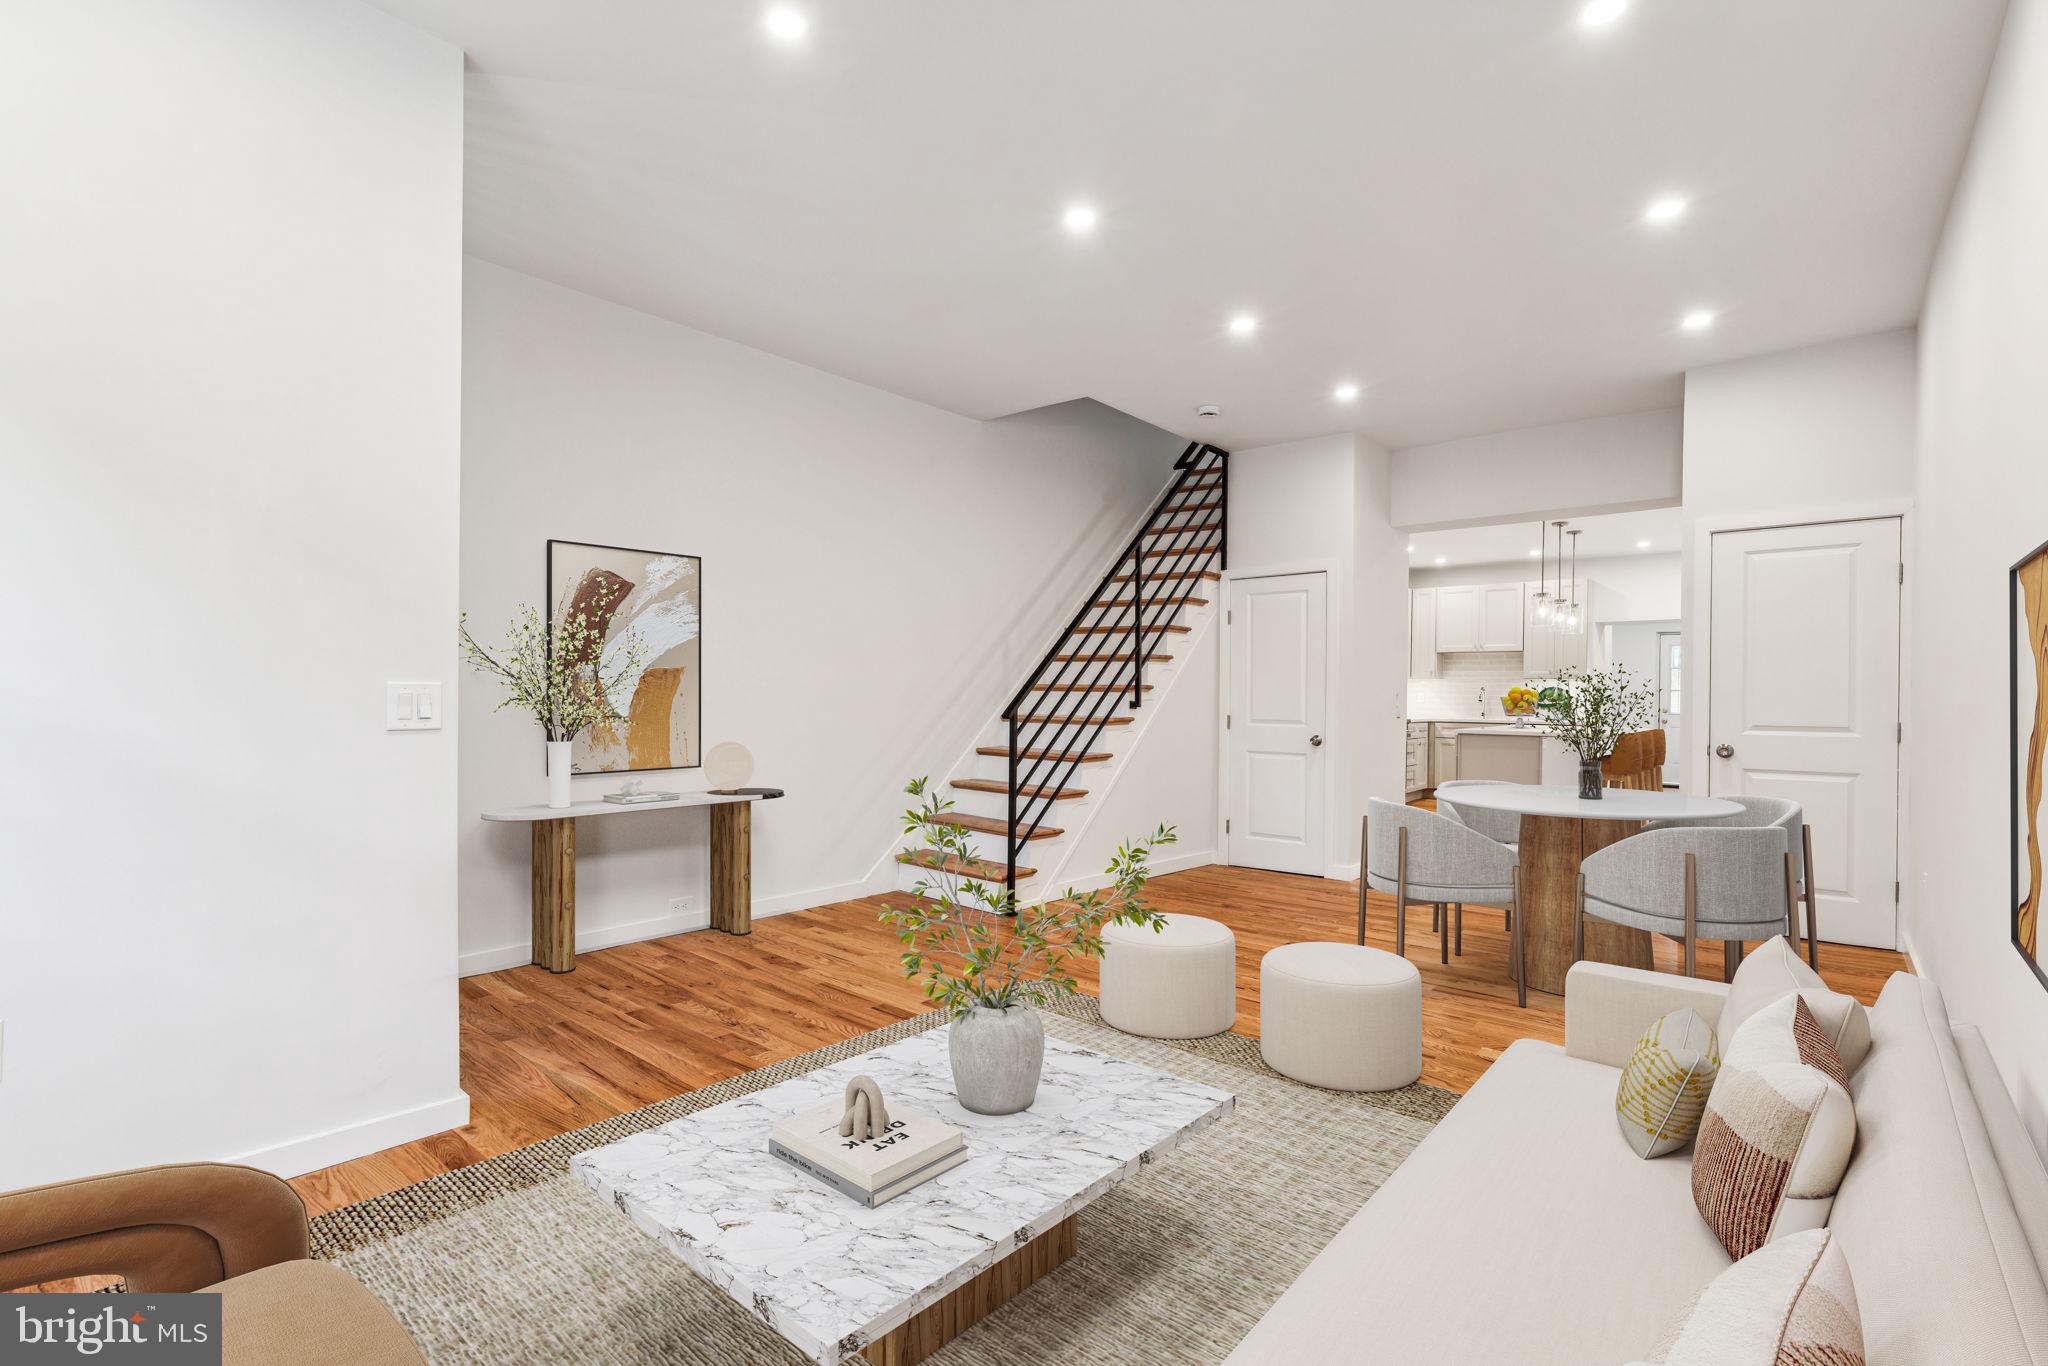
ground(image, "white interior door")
xmin=1657 ymin=631 xmax=1683 ymax=789
xmin=1227 ymin=572 xmax=1329 ymax=875
xmin=1709 ymin=519 xmax=1901 ymax=948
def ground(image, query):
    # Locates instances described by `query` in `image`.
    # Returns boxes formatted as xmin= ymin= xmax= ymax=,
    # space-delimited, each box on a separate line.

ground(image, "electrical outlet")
xmin=668 ymin=897 xmax=692 ymax=918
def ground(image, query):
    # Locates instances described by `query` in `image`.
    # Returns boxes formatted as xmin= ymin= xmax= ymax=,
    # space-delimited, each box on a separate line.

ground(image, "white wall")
xmin=1681 ymin=329 xmax=1919 ymax=523
xmin=1226 ymin=433 xmax=1407 ymax=877
xmin=1910 ymin=0 xmax=2048 ymax=1149
xmin=1390 ymin=408 xmax=1683 ymax=531
xmin=459 ymin=262 xmax=1189 ymax=970
xmin=1677 ymin=329 xmax=1919 ymax=801
xmin=0 ymin=0 xmax=465 ymax=1185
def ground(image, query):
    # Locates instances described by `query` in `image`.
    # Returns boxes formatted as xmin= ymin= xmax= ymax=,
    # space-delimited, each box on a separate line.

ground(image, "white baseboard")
xmin=459 ymin=905 xmax=713 ymax=977
xmin=1035 ymin=849 xmax=1217 ymax=900
xmin=1330 ymin=860 xmax=1361 ymax=881
xmin=234 ymin=1090 xmax=471 ymax=1179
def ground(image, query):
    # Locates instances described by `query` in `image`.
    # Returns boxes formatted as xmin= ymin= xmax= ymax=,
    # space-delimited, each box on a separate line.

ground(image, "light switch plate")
xmin=387 ymin=682 xmax=443 ymax=731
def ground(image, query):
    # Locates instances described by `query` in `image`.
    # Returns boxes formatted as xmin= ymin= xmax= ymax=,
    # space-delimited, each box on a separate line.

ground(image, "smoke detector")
xmin=1195 ymin=405 xmax=1221 ymax=419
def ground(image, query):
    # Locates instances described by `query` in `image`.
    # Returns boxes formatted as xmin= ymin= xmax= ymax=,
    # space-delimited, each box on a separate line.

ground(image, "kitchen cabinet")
xmin=1434 ymin=581 xmax=1524 ymax=653
xmin=1479 ymin=583 xmax=1524 ymax=650
xmin=1432 ymin=733 xmax=1458 ymax=785
xmin=1434 ymin=585 xmax=1479 ymax=653
xmin=1408 ymin=588 xmax=1438 ymax=678
xmin=1405 ymin=721 xmax=1429 ymax=795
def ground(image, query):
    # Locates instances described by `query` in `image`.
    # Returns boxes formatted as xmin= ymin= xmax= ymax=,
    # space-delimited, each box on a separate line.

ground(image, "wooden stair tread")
xmin=951 ymin=777 xmax=1087 ymax=800
xmin=1093 ymin=596 xmax=1208 ymax=610
xmin=1030 ymin=680 xmax=1153 ymax=692
xmin=1073 ymin=622 xmax=1190 ymax=635
xmin=1110 ymin=569 xmax=1220 ymax=583
xmin=897 ymin=850 xmax=1034 ymax=880
xmin=932 ymin=812 xmax=1062 ymax=840
xmin=1159 ymin=499 xmax=1222 ymax=515
xmin=1142 ymin=523 xmax=1221 ymax=538
xmin=976 ymin=746 xmax=1113 ymax=763
xmin=1016 ymin=712 xmax=1132 ymax=725
xmin=1053 ymin=651 xmax=1172 ymax=663
xmin=1139 ymin=543 xmax=1220 ymax=556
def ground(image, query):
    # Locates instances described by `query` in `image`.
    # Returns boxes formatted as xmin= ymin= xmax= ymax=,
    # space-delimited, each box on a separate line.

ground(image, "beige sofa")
xmin=1226 ymin=962 xmax=2048 ymax=1364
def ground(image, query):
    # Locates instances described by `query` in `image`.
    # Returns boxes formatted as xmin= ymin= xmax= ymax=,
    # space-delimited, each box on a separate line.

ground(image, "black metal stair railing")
xmin=999 ymin=441 xmax=1229 ymax=893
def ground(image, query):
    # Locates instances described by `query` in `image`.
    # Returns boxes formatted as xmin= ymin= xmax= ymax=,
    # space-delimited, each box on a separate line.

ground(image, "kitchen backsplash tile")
xmin=1409 ymin=651 xmax=1540 ymax=719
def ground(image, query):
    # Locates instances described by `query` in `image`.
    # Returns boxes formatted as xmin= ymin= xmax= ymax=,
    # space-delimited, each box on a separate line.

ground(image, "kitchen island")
xmin=1450 ymin=723 xmax=1578 ymax=787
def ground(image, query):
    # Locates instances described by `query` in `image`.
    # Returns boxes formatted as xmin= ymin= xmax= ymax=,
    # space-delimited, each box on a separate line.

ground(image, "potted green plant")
xmin=1543 ymin=665 xmax=1658 ymax=800
xmin=883 ymin=778 xmax=1174 ymax=1114
xmin=459 ymin=604 xmax=648 ymax=808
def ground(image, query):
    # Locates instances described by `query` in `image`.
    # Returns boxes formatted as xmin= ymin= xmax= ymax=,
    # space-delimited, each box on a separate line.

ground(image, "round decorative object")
xmin=704 ymin=741 xmax=754 ymax=793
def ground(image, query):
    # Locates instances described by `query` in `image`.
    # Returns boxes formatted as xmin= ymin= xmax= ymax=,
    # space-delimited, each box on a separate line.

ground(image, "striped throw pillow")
xmin=1628 ymin=1228 xmax=1865 ymax=1365
xmin=1692 ymin=993 xmax=1858 ymax=1260
xmin=1616 ymin=1008 xmax=1720 ymax=1159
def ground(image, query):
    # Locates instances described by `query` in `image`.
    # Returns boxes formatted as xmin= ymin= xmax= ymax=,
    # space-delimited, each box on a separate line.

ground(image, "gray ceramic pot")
xmin=948 ymin=1005 xmax=1044 ymax=1115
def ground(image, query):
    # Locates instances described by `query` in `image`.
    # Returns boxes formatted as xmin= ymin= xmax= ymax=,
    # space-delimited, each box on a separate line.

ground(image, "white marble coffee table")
xmin=571 ymin=1025 xmax=1234 ymax=1365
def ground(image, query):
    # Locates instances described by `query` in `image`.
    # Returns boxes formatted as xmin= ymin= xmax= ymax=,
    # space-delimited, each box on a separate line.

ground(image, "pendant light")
xmin=1531 ymin=521 xmax=1552 ymax=621
xmin=1565 ymin=529 xmax=1582 ymax=630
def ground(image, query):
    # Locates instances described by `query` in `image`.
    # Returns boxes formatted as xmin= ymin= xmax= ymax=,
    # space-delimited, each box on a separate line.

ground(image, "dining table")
xmin=1434 ymin=784 xmax=1744 ymax=995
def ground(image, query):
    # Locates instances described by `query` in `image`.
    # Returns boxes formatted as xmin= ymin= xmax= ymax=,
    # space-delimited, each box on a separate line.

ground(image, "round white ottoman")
xmin=1099 ymin=913 xmax=1237 ymax=1039
xmin=1259 ymin=943 xmax=1422 ymax=1091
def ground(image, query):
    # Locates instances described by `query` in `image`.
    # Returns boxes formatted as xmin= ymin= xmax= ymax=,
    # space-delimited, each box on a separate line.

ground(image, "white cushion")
xmin=1224 ymin=1040 xmax=1731 ymax=1364
xmin=1258 ymin=943 xmax=1420 ymax=1092
xmin=1721 ymin=935 xmax=1871 ymax=1073
xmin=1631 ymin=1228 xmax=1864 ymax=1366
xmin=1099 ymin=913 xmax=1236 ymax=1039
xmin=1829 ymin=975 xmax=2048 ymax=1364
xmin=1691 ymin=993 xmax=1857 ymax=1258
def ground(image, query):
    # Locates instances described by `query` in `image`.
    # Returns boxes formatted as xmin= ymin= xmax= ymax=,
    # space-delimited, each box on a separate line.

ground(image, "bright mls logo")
xmin=7 ymin=1295 xmax=221 ymax=1363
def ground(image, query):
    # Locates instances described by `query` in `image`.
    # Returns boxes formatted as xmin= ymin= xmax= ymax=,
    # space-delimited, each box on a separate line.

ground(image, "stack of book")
xmin=603 ymin=790 xmax=680 ymax=805
xmin=769 ymin=1101 xmax=967 ymax=1208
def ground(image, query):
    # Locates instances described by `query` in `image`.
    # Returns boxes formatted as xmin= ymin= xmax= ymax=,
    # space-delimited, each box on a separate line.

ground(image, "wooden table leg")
xmin=532 ymin=818 xmax=576 ymax=973
xmin=710 ymin=802 xmax=752 ymax=935
xmin=1517 ymin=813 xmax=1653 ymax=995
xmin=863 ymin=1216 xmax=1077 ymax=1365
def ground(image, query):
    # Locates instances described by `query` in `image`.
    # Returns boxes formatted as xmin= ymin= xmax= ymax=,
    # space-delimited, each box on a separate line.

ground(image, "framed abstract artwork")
xmin=547 ymin=539 xmax=702 ymax=774
xmin=2014 ymin=536 xmax=2048 ymax=988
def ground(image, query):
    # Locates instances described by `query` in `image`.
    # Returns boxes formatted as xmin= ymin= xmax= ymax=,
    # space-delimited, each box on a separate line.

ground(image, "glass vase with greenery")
xmin=458 ymin=604 xmax=649 ymax=805
xmin=882 ymin=777 xmax=1174 ymax=1112
xmin=1541 ymin=665 xmax=1658 ymax=799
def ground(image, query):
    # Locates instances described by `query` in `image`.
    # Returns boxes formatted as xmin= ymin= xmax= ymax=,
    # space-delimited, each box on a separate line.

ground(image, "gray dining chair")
xmin=1433 ymin=780 xmax=1519 ymax=945
xmin=1575 ymin=826 xmax=1796 ymax=981
xmin=1647 ymin=795 xmax=1819 ymax=970
xmin=1359 ymin=799 xmax=1526 ymax=1007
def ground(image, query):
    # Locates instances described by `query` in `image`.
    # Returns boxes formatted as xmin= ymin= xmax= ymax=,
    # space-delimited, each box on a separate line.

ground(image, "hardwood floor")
xmin=288 ymin=864 xmax=1907 ymax=1216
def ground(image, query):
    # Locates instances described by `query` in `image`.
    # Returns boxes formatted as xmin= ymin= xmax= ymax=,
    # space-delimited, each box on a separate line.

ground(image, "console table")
xmin=481 ymin=788 xmax=784 ymax=973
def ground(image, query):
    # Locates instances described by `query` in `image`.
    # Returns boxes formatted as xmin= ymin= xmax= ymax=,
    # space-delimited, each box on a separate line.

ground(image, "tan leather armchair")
xmin=0 ymin=1163 xmax=423 ymax=1366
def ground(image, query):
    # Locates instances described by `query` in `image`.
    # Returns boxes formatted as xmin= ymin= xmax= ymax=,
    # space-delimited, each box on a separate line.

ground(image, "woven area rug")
xmin=313 ymin=993 xmax=1458 ymax=1365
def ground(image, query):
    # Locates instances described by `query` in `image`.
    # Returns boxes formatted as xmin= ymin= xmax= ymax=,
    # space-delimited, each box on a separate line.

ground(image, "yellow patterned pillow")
xmin=1616 ymin=1007 xmax=1720 ymax=1159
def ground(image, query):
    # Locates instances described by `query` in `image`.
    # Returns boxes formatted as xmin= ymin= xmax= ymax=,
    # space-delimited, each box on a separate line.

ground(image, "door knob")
xmin=1310 ymin=734 xmax=1324 ymax=747
xmin=1715 ymin=743 xmax=1735 ymax=759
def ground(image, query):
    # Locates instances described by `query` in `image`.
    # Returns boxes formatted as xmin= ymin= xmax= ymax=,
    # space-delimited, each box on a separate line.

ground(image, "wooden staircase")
xmin=896 ymin=442 xmax=1228 ymax=901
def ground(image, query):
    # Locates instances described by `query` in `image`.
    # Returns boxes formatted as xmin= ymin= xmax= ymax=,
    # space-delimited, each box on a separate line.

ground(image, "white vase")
xmin=948 ymin=1005 xmax=1044 ymax=1115
xmin=546 ymin=740 xmax=574 ymax=809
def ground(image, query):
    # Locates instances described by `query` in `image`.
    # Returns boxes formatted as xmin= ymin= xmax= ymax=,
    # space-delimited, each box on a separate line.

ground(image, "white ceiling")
xmin=1409 ymin=507 xmax=1684 ymax=569
xmin=371 ymin=0 xmax=2007 ymax=450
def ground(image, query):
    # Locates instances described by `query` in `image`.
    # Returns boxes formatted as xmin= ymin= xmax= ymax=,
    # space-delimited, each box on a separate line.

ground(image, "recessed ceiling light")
xmin=1680 ymin=309 xmax=1717 ymax=333
xmin=1434 ymin=556 xmax=1448 ymax=566
xmin=1636 ymin=539 xmax=1653 ymax=549
xmin=1406 ymin=543 xmax=1416 ymax=553
xmin=1580 ymin=0 xmax=1629 ymax=27
xmin=1644 ymin=196 xmax=1689 ymax=225
xmin=1333 ymin=382 xmax=1360 ymax=402
xmin=764 ymin=6 xmax=807 ymax=41
xmin=1228 ymin=314 xmax=1258 ymax=337
xmin=1062 ymin=205 xmax=1097 ymax=235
